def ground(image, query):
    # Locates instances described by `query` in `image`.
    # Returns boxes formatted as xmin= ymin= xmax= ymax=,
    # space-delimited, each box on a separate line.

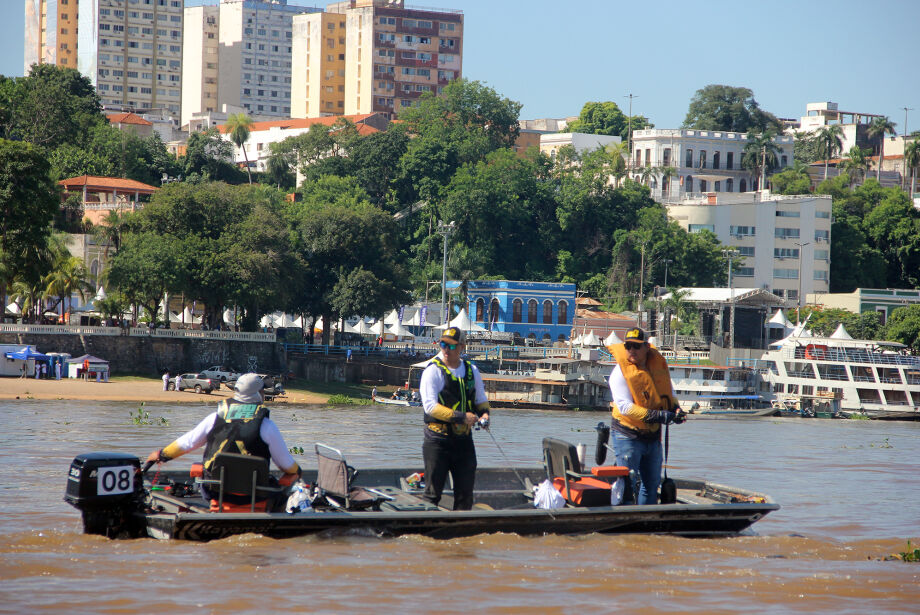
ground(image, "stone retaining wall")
xmin=0 ymin=333 xmax=284 ymax=376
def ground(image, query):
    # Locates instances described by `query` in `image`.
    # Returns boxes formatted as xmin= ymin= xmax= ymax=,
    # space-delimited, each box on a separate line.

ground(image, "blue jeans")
xmin=611 ymin=430 xmax=662 ymax=505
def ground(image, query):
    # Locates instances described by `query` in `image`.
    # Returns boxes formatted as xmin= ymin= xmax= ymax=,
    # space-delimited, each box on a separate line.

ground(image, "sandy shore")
xmin=0 ymin=377 xmax=331 ymax=404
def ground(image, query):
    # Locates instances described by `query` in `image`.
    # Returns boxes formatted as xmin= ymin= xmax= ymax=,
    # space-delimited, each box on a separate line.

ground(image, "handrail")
xmin=0 ymin=323 xmax=121 ymax=336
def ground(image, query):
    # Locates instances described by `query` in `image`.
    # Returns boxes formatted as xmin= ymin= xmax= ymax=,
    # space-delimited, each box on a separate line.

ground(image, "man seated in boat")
xmin=146 ymin=373 xmax=301 ymax=510
xmin=607 ymin=327 xmax=685 ymax=505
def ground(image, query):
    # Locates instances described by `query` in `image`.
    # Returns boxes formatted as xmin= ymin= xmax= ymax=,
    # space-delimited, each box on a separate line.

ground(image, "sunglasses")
xmin=439 ymin=341 xmax=458 ymax=350
xmin=624 ymin=342 xmax=645 ymax=351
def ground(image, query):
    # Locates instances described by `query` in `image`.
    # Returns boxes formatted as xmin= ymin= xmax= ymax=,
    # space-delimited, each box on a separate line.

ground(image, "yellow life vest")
xmin=608 ymin=343 xmax=675 ymax=435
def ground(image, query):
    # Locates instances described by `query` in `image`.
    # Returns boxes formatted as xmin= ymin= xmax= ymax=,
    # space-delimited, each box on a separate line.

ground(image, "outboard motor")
xmin=594 ymin=422 xmax=610 ymax=465
xmin=64 ymin=452 xmax=146 ymax=538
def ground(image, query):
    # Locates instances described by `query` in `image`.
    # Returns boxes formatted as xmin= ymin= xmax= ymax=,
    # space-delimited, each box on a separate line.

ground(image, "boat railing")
xmin=784 ymin=346 xmax=920 ymax=367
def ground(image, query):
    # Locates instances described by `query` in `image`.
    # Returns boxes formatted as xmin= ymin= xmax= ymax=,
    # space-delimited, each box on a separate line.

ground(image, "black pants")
xmin=422 ymin=429 xmax=477 ymax=510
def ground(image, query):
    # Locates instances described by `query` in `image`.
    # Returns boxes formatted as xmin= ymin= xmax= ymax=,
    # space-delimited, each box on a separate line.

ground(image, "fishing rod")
xmin=476 ymin=419 xmax=530 ymax=491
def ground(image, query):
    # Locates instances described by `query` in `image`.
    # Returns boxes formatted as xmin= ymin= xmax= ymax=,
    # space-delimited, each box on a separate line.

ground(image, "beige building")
xmin=666 ymin=192 xmax=832 ymax=304
xmin=292 ymin=0 xmax=463 ymax=121
xmin=24 ymin=0 xmax=79 ymax=71
xmin=180 ymin=4 xmax=220 ymax=127
xmin=290 ymin=11 xmax=347 ymax=118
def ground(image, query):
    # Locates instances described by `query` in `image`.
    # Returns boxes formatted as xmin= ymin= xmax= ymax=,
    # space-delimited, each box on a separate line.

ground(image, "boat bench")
xmin=374 ymin=486 xmax=442 ymax=512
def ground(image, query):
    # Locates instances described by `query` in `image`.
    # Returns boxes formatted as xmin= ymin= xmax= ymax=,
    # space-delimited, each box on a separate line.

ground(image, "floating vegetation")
xmin=326 ymin=394 xmax=372 ymax=406
xmin=130 ymin=403 xmax=169 ymax=426
xmin=289 ymin=446 xmax=305 ymax=455
xmin=870 ymin=437 xmax=893 ymax=449
xmin=895 ymin=540 xmax=920 ymax=562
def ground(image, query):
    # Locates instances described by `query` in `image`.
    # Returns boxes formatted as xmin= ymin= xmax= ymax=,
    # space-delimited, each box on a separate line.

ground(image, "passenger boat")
xmin=757 ymin=333 xmax=920 ymax=419
xmin=666 ymin=362 xmax=772 ymax=412
xmin=372 ymin=394 xmax=421 ymax=407
xmin=481 ymin=356 xmax=610 ymax=411
xmin=64 ymin=442 xmax=778 ymax=542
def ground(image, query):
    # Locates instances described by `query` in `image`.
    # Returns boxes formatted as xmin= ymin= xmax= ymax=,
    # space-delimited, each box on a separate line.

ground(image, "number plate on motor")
xmin=97 ymin=465 xmax=135 ymax=495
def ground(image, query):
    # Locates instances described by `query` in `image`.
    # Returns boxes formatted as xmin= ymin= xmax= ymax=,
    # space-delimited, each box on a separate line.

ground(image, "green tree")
xmin=792 ymin=130 xmax=823 ymax=165
xmin=866 ymin=116 xmax=896 ymax=182
xmin=840 ymin=146 xmax=871 ymax=186
xmin=181 ymin=128 xmax=244 ymax=184
xmin=741 ymin=130 xmax=780 ymax=190
xmin=43 ymin=253 xmax=92 ymax=319
xmin=682 ymin=85 xmax=781 ymax=133
xmin=863 ymin=189 xmax=920 ymax=287
xmin=904 ymin=139 xmax=920 ymax=195
xmin=885 ymin=304 xmax=920 ymax=352
xmin=105 ymin=231 xmax=179 ymax=326
xmin=771 ymin=165 xmax=812 ymax=195
xmin=224 ymin=113 xmax=254 ymax=184
xmin=815 ymin=125 xmax=844 ymax=180
xmin=565 ymin=101 xmax=652 ymax=140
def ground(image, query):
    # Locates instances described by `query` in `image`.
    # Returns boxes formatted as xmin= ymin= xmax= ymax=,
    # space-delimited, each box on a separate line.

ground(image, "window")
xmin=662 ymin=148 xmax=671 ymax=166
xmin=527 ymin=300 xmax=538 ymax=323
xmin=489 ymin=299 xmax=500 ymax=325
xmin=699 ymin=150 xmax=707 ymax=169
xmin=736 ymin=267 xmax=755 ymax=276
xmin=815 ymin=230 xmax=830 ymax=242
xmin=737 ymin=246 xmax=755 ymax=257
xmin=688 ymin=223 xmax=715 ymax=233
xmin=816 ymin=211 xmax=831 ymax=219
xmin=774 ymin=268 xmax=799 ymax=279
xmin=512 ymin=299 xmax=522 ymax=323
xmin=543 ymin=300 xmax=553 ymax=324
xmin=714 ymin=181 xmax=721 ymax=192
xmin=712 ymin=151 xmax=720 ymax=169
xmin=775 ymin=228 xmax=800 ymax=239
xmin=685 ymin=175 xmax=693 ymax=192
xmin=685 ymin=149 xmax=693 ymax=168
xmin=645 ymin=148 xmax=651 ymax=167
xmin=726 ymin=178 xmax=733 ymax=192
xmin=699 ymin=179 xmax=707 ymax=191
xmin=557 ymin=300 xmax=568 ymax=325
xmin=739 ymin=178 xmax=747 ymax=192
xmin=475 ymin=299 xmax=485 ymax=321
xmin=776 ymin=210 xmax=800 ymax=218
xmin=726 ymin=152 xmax=734 ymax=170
xmin=815 ymin=249 xmax=829 ymax=261
xmin=781 ymin=155 xmax=788 ymax=167
xmin=814 ymin=270 xmax=828 ymax=281
xmin=774 ymin=248 xmax=800 ymax=259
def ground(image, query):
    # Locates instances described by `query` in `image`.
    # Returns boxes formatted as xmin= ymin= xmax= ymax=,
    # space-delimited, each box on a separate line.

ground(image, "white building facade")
xmin=631 ymin=128 xmax=795 ymax=201
xmin=539 ymin=132 xmax=621 ymax=159
xmin=666 ymin=192 xmax=832 ymax=303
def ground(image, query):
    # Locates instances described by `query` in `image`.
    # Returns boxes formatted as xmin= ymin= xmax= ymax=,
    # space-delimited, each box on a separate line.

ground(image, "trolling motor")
xmin=64 ymin=452 xmax=148 ymax=538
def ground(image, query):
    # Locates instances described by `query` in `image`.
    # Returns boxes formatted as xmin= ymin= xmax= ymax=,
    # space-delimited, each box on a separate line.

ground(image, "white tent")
xmin=766 ymin=308 xmax=794 ymax=329
xmin=181 ymin=306 xmax=201 ymax=324
xmin=581 ymin=330 xmax=602 ymax=346
xmin=94 ymin=286 xmax=107 ymax=302
xmin=603 ymin=330 xmax=622 ymax=346
xmin=259 ymin=314 xmax=274 ymax=328
xmin=355 ymin=319 xmax=375 ymax=335
xmin=6 ymin=303 xmax=21 ymax=315
xmin=383 ymin=309 xmax=402 ymax=325
xmin=223 ymin=309 xmax=237 ymax=325
xmin=274 ymin=313 xmax=299 ymax=328
xmin=370 ymin=320 xmax=386 ymax=336
xmin=387 ymin=322 xmax=415 ymax=338
xmin=404 ymin=307 xmax=439 ymax=327
xmin=571 ymin=333 xmax=583 ymax=346
xmin=830 ymin=323 xmax=854 ymax=339
xmin=342 ymin=321 xmax=359 ymax=334
xmin=435 ymin=308 xmax=487 ymax=332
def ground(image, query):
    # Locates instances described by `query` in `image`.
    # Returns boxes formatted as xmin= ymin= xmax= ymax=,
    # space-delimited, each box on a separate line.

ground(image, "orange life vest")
xmin=608 ymin=343 xmax=675 ymax=435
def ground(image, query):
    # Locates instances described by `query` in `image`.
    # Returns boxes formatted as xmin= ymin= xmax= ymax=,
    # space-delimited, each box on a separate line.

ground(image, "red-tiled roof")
xmin=58 ymin=175 xmax=159 ymax=193
xmin=106 ymin=112 xmax=153 ymax=126
xmin=217 ymin=113 xmax=379 ymax=134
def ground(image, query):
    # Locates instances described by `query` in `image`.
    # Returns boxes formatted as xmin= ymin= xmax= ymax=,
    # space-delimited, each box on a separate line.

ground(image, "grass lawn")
xmin=284 ymin=378 xmax=395 ymax=399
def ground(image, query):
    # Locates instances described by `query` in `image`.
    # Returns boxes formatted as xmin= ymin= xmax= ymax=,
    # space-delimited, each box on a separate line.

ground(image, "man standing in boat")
xmin=419 ymin=327 xmax=490 ymax=510
xmin=146 ymin=373 xmax=301 ymax=508
xmin=608 ymin=327 xmax=685 ymax=505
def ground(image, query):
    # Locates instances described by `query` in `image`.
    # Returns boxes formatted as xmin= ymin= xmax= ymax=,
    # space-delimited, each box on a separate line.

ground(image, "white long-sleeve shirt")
xmin=608 ymin=364 xmax=639 ymax=415
xmin=420 ymin=353 xmax=488 ymax=416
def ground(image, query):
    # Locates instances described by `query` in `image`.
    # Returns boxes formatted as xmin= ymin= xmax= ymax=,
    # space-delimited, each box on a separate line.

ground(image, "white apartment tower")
xmin=76 ymin=0 xmax=184 ymax=118
xmin=292 ymin=0 xmax=463 ymax=121
xmin=24 ymin=0 xmax=80 ymax=72
xmin=195 ymin=0 xmax=320 ymax=123
xmin=180 ymin=4 xmax=219 ymax=127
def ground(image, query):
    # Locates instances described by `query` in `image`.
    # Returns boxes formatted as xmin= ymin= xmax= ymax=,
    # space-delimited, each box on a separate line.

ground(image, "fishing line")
xmin=482 ymin=427 xmax=529 ymax=491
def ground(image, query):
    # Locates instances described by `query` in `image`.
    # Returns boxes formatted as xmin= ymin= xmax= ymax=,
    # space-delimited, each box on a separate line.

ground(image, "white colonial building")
xmin=666 ymin=192 xmax=832 ymax=303
xmin=631 ymin=128 xmax=795 ymax=201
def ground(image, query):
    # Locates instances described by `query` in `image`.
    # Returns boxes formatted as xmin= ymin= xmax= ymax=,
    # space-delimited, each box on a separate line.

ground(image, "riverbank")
xmin=0 ymin=376 xmax=381 ymax=404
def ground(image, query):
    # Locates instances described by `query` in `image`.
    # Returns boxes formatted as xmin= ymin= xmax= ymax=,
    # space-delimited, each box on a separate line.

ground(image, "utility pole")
xmin=761 ymin=144 xmax=767 ymax=191
xmin=794 ymin=241 xmax=811 ymax=325
xmin=903 ymin=107 xmax=914 ymax=137
xmin=722 ymin=249 xmax=739 ymax=357
xmin=637 ymin=241 xmax=646 ymax=327
xmin=437 ymin=220 xmax=456 ymax=327
xmin=625 ymin=93 xmax=638 ymax=171
xmin=663 ymin=259 xmax=673 ymax=289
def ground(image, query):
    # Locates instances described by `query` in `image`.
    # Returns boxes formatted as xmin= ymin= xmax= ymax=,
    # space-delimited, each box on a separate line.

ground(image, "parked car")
xmin=168 ymin=373 xmax=218 ymax=394
xmin=199 ymin=365 xmax=241 ymax=383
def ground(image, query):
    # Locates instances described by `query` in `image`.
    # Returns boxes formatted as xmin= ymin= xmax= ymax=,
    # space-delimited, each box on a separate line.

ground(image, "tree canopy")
xmin=683 ymin=85 xmax=781 ymax=133
xmin=565 ymin=101 xmax=652 ymax=140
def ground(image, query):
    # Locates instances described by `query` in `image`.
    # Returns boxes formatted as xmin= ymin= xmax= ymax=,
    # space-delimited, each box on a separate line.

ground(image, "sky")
xmin=4 ymin=0 xmax=920 ymax=133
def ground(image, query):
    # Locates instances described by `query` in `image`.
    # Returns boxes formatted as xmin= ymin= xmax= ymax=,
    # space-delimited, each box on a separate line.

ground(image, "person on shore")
xmin=371 ymin=386 xmax=377 ymax=399
xmin=419 ymin=327 xmax=490 ymax=510
xmin=607 ymin=327 xmax=686 ymax=505
xmin=41 ymin=363 xmax=47 ymax=379
xmin=146 ymin=373 xmax=301 ymax=510
xmin=162 ymin=371 xmax=170 ymax=391
xmin=19 ymin=363 xmax=26 ymax=378
xmin=55 ymin=361 xmax=62 ymax=380
xmin=174 ymin=373 xmax=182 ymax=392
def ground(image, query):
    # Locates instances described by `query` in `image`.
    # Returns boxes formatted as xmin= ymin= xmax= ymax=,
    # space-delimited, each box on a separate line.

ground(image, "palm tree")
xmin=815 ymin=125 xmax=844 ymax=180
xmin=638 ymin=164 xmax=656 ymax=186
xmin=43 ymin=256 xmax=92 ymax=321
xmin=867 ymin=116 xmax=896 ymax=181
xmin=225 ymin=113 xmax=254 ymax=184
xmin=93 ymin=210 xmax=129 ymax=262
xmin=741 ymin=130 xmax=780 ymax=190
xmin=904 ymin=139 xmax=920 ymax=196
xmin=605 ymin=141 xmax=629 ymax=185
xmin=657 ymin=165 xmax=677 ymax=197
xmin=10 ymin=279 xmax=43 ymax=323
xmin=840 ymin=146 xmax=871 ymax=187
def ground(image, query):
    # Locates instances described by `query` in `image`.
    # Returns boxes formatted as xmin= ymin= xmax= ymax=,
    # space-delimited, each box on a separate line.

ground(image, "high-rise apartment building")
xmin=68 ymin=0 xmax=185 ymax=118
xmin=180 ymin=0 xmax=319 ymax=126
xmin=290 ymin=11 xmax=347 ymax=118
xmin=24 ymin=0 xmax=79 ymax=72
xmin=291 ymin=0 xmax=463 ymax=121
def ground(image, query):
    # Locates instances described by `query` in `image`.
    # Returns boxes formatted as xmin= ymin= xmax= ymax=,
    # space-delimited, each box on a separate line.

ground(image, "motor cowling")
xmin=64 ymin=452 xmax=146 ymax=538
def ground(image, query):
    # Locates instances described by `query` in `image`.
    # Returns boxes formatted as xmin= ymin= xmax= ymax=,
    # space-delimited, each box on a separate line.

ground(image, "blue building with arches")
xmin=446 ymin=280 xmax=576 ymax=342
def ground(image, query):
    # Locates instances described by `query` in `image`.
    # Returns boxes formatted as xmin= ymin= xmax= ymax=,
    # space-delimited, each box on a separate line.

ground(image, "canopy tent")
xmin=603 ymin=330 xmax=623 ymax=346
xmin=580 ymin=331 xmax=602 ymax=346
xmin=274 ymin=313 xmax=299 ymax=328
xmin=259 ymin=314 xmax=274 ymax=328
xmin=4 ymin=346 xmax=50 ymax=361
xmin=5 ymin=302 xmax=21 ymax=315
xmin=223 ymin=309 xmax=238 ymax=325
xmin=354 ymin=320 xmax=375 ymax=335
xmin=94 ymin=286 xmax=107 ymax=302
xmin=404 ymin=307 xmax=440 ymax=327
xmin=292 ymin=315 xmax=304 ymax=329
xmin=571 ymin=333 xmax=583 ymax=346
xmin=383 ymin=309 xmax=402 ymax=326
xmin=387 ymin=322 xmax=415 ymax=338
xmin=434 ymin=308 xmax=487 ymax=332
xmin=830 ymin=323 xmax=854 ymax=339
xmin=342 ymin=321 xmax=360 ymax=334
xmin=765 ymin=308 xmax=794 ymax=329
xmin=71 ymin=300 xmax=98 ymax=314
xmin=369 ymin=320 xmax=386 ymax=336
xmin=65 ymin=354 xmax=110 ymax=380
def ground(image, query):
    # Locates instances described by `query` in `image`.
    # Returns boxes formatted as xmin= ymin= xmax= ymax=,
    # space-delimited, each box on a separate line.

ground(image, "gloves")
xmin=645 ymin=409 xmax=686 ymax=425
xmin=673 ymin=409 xmax=687 ymax=424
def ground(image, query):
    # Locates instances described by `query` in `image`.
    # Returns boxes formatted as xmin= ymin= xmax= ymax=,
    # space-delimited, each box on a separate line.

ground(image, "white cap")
xmin=233 ymin=373 xmax=264 ymax=403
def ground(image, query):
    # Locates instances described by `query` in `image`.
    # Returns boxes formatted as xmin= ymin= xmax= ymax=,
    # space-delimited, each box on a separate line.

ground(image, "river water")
xmin=0 ymin=400 xmax=917 ymax=614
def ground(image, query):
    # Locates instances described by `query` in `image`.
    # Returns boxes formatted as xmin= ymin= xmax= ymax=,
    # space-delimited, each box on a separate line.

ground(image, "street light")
xmin=663 ymin=259 xmax=673 ymax=289
xmin=794 ymin=241 xmax=811 ymax=324
xmin=721 ymin=248 xmax=739 ymax=356
xmin=437 ymin=220 xmax=457 ymax=326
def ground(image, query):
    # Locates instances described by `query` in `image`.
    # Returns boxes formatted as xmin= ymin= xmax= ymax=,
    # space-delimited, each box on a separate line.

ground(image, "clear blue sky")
xmin=4 ymin=0 xmax=919 ymax=133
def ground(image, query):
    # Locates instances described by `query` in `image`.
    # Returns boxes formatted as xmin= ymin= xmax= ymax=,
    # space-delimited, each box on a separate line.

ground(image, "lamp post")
xmin=663 ymin=258 xmax=673 ymax=289
xmin=794 ymin=241 xmax=811 ymax=324
xmin=722 ymin=248 xmax=739 ymax=356
xmin=625 ymin=93 xmax=638 ymax=170
xmin=437 ymin=220 xmax=456 ymax=327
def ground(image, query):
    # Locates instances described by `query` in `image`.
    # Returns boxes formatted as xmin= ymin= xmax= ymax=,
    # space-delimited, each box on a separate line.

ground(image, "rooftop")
xmin=217 ymin=113 xmax=380 ymax=134
xmin=59 ymin=175 xmax=159 ymax=194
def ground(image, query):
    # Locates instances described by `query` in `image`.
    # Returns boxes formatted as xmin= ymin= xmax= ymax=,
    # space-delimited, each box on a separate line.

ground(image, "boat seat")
xmin=314 ymin=443 xmax=391 ymax=511
xmin=542 ymin=438 xmax=631 ymax=507
xmin=196 ymin=452 xmax=285 ymax=513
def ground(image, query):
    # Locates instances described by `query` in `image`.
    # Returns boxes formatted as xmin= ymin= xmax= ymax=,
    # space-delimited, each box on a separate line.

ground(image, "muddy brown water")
xmin=1 ymin=400 xmax=918 ymax=614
